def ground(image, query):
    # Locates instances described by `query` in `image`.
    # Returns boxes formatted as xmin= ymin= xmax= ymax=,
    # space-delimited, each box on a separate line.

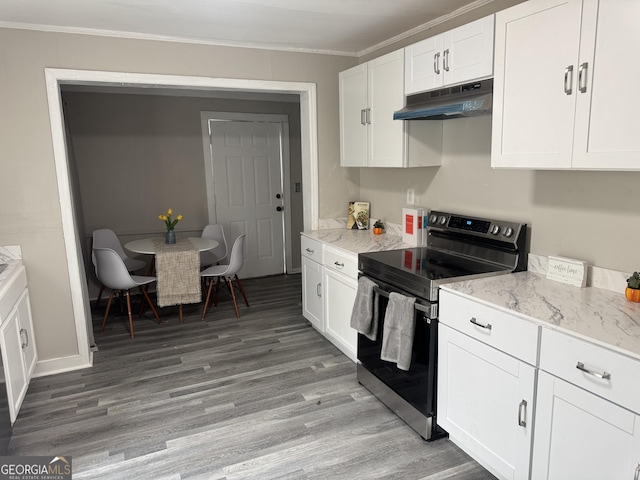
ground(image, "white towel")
xmin=350 ymin=276 xmax=379 ymax=340
xmin=380 ymin=292 xmax=416 ymax=371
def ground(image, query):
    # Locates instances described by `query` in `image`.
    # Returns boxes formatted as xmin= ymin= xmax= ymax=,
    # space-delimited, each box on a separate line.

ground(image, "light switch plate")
xmin=406 ymin=188 xmax=415 ymax=205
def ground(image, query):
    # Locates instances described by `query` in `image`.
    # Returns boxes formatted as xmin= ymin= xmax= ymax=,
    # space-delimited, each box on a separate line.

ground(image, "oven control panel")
xmin=428 ymin=211 xmax=525 ymax=242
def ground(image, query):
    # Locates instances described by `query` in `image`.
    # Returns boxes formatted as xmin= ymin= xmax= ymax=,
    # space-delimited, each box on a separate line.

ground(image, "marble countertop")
xmin=441 ymin=271 xmax=640 ymax=361
xmin=301 ymin=228 xmax=413 ymax=255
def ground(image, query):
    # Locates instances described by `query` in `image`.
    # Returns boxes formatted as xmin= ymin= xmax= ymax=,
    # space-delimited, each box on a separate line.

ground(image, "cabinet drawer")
xmin=301 ymin=236 xmax=323 ymax=263
xmin=324 ymin=246 xmax=358 ymax=279
xmin=540 ymin=329 xmax=640 ymax=414
xmin=439 ymin=290 xmax=540 ymax=365
xmin=0 ymin=266 xmax=27 ymax=321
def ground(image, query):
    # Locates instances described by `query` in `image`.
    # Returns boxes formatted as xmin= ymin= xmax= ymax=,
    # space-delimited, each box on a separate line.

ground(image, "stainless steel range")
xmin=357 ymin=210 xmax=527 ymax=440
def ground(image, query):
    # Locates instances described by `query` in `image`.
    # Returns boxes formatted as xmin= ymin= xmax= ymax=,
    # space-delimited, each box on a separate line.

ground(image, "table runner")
xmin=153 ymin=238 xmax=201 ymax=307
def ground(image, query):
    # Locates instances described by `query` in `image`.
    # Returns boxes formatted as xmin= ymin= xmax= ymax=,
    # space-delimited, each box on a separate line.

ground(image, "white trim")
xmin=33 ymin=353 xmax=93 ymax=378
xmin=44 ymin=68 xmax=318 ymax=373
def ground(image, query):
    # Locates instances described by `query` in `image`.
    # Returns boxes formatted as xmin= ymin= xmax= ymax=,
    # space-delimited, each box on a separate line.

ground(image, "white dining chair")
xmin=92 ymin=229 xmax=146 ymax=306
xmin=199 ymin=224 xmax=228 ymax=269
xmin=94 ymin=247 xmax=161 ymax=338
xmin=200 ymin=234 xmax=249 ymax=319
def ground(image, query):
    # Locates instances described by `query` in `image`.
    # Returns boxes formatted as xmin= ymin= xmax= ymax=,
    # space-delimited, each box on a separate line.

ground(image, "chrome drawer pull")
xmin=576 ymin=362 xmax=611 ymax=380
xmin=305 ymin=247 xmax=314 ymax=254
xmin=470 ymin=317 xmax=492 ymax=330
xmin=578 ymin=62 xmax=588 ymax=93
xmin=334 ymin=261 xmax=344 ymax=268
xmin=634 ymin=463 xmax=640 ymax=480
xmin=564 ymin=65 xmax=574 ymax=95
xmin=316 ymin=283 xmax=322 ymax=297
xmin=20 ymin=328 xmax=28 ymax=349
xmin=518 ymin=399 xmax=527 ymax=427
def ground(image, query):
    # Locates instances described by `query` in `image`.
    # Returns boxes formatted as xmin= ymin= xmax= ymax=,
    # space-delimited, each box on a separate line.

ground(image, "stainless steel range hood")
xmin=393 ymin=79 xmax=493 ymax=120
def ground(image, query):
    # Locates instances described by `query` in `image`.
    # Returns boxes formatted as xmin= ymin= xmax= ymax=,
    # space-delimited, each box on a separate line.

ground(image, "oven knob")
xmin=491 ymin=225 xmax=501 ymax=235
xmin=438 ymin=215 xmax=447 ymax=225
xmin=503 ymin=227 xmax=514 ymax=237
xmin=429 ymin=214 xmax=438 ymax=224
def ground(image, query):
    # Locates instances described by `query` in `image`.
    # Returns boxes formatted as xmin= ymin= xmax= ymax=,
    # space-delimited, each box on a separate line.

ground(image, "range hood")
xmin=394 ymin=78 xmax=493 ymax=120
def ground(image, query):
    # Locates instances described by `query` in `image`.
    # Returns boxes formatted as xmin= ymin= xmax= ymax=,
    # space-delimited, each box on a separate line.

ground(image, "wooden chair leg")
xmin=213 ymin=277 xmax=223 ymax=307
xmin=141 ymin=286 xmax=161 ymax=324
xmin=100 ymin=290 xmax=115 ymax=333
xmin=95 ymin=283 xmax=105 ymax=308
xmin=234 ymin=275 xmax=250 ymax=307
xmin=125 ymin=290 xmax=135 ymax=338
xmin=201 ymin=276 xmax=215 ymax=320
xmin=179 ymin=304 xmax=183 ymax=323
xmin=227 ymin=277 xmax=241 ymax=319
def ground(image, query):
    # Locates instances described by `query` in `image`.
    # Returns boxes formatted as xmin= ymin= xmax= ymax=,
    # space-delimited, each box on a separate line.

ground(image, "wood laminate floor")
xmin=9 ymin=274 xmax=495 ymax=479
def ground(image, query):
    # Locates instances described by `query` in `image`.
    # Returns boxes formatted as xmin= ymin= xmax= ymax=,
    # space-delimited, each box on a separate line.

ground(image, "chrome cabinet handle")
xmin=434 ymin=52 xmax=441 ymax=75
xmin=334 ymin=261 xmax=344 ymax=268
xmin=634 ymin=463 xmax=640 ymax=480
xmin=576 ymin=361 xmax=611 ymax=380
xmin=316 ymin=283 xmax=322 ymax=297
xmin=518 ymin=399 xmax=527 ymax=427
xmin=469 ymin=317 xmax=492 ymax=330
xmin=564 ymin=65 xmax=574 ymax=95
xmin=443 ymin=49 xmax=450 ymax=71
xmin=366 ymin=108 xmax=371 ymax=125
xmin=360 ymin=109 xmax=366 ymax=125
xmin=20 ymin=328 xmax=28 ymax=349
xmin=305 ymin=247 xmax=314 ymax=254
xmin=578 ymin=62 xmax=588 ymax=93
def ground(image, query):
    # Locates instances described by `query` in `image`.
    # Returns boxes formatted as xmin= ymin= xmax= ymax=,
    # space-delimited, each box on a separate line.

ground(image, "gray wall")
xmin=0 ymin=27 xmax=355 ymax=362
xmin=63 ymin=91 xmax=304 ymax=297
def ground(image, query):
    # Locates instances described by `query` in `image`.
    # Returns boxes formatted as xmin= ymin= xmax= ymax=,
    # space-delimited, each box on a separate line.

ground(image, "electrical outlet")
xmin=407 ymin=188 xmax=415 ymax=205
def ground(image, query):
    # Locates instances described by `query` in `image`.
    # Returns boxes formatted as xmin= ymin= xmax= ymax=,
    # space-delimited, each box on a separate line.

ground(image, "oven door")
xmin=357 ymin=276 xmax=438 ymax=420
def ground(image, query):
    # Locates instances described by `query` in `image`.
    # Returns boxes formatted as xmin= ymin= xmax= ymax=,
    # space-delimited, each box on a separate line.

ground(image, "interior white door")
xmin=210 ymin=120 xmax=285 ymax=278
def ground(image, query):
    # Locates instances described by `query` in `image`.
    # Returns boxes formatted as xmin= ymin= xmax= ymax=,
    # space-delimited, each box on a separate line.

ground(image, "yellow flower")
xmin=158 ymin=209 xmax=182 ymax=230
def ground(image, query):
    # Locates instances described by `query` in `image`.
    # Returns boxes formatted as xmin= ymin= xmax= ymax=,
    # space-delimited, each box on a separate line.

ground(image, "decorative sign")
xmin=546 ymin=256 xmax=588 ymax=287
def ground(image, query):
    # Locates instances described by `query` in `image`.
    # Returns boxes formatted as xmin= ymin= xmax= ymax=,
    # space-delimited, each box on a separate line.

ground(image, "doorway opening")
xmin=44 ymin=68 xmax=319 ymax=372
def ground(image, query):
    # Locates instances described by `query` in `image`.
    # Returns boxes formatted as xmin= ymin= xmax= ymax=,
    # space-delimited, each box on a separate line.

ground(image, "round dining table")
xmin=124 ymin=236 xmax=219 ymax=323
xmin=124 ymin=237 xmax=218 ymax=255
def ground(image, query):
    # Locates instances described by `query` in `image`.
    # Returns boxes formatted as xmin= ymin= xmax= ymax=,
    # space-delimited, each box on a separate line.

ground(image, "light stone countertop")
xmin=301 ymin=228 xmax=413 ymax=255
xmin=0 ymin=246 xmax=23 ymax=286
xmin=440 ymin=271 xmax=640 ymax=361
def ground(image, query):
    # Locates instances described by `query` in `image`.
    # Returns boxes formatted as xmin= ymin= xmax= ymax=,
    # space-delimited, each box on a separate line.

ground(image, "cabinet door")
xmin=572 ymin=0 xmax=640 ymax=169
xmin=443 ymin=15 xmax=494 ymax=87
xmin=0 ymin=298 xmax=28 ymax=424
xmin=405 ymin=34 xmax=444 ymax=95
xmin=532 ymin=371 xmax=640 ymax=480
xmin=17 ymin=290 xmax=37 ymax=378
xmin=492 ymin=0 xmax=582 ymax=169
xmin=323 ymin=268 xmax=357 ymax=362
xmin=367 ymin=50 xmax=406 ymax=168
xmin=438 ymin=324 xmax=535 ymax=480
xmin=301 ymin=257 xmax=324 ymax=332
xmin=339 ymin=63 xmax=368 ymax=167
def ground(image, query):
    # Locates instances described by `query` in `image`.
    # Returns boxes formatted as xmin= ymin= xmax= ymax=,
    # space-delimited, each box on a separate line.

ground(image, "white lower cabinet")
xmin=323 ymin=246 xmax=358 ymax=362
xmin=0 ymin=265 xmax=37 ymax=424
xmin=300 ymin=236 xmax=358 ymax=362
xmin=532 ymin=371 xmax=640 ymax=480
xmin=531 ymin=328 xmax=640 ymax=479
xmin=438 ymin=290 xmax=539 ymax=480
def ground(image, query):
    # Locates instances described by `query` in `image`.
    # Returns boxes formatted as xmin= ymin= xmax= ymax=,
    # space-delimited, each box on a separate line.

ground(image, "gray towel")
xmin=380 ymin=292 xmax=416 ymax=371
xmin=350 ymin=276 xmax=379 ymax=340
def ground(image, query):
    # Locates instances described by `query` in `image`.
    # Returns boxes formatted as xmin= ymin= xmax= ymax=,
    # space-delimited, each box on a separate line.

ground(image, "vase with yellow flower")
xmin=158 ymin=208 xmax=183 ymax=244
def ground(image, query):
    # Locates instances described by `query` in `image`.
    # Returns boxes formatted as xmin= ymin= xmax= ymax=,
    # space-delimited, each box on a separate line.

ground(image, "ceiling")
xmin=0 ymin=0 xmax=494 ymax=56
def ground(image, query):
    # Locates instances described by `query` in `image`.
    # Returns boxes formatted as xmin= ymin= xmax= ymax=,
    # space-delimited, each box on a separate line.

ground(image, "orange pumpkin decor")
xmin=626 ymin=287 xmax=640 ymax=303
xmin=626 ymin=272 xmax=640 ymax=302
xmin=372 ymin=220 xmax=385 ymax=235
xmin=373 ymin=227 xmax=383 ymax=235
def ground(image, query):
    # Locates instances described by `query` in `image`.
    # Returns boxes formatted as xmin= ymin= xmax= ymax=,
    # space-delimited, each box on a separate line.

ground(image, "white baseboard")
xmin=32 ymin=352 xmax=93 ymax=378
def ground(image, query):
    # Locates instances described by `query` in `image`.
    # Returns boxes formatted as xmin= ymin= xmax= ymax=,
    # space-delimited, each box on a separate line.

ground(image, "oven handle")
xmin=373 ymin=286 xmax=433 ymax=315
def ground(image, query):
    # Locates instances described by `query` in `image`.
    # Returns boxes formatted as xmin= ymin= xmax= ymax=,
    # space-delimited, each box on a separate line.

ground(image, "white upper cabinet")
xmin=492 ymin=0 xmax=640 ymax=170
xmin=339 ymin=50 xmax=442 ymax=168
xmin=405 ymin=15 xmax=495 ymax=95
